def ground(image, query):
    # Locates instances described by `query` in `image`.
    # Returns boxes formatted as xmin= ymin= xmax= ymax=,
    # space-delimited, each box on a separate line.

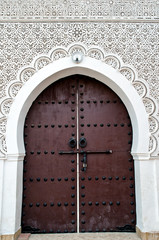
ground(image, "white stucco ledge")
xmin=6 ymin=153 xmax=25 ymax=161
xmin=132 ymin=152 xmax=150 ymax=161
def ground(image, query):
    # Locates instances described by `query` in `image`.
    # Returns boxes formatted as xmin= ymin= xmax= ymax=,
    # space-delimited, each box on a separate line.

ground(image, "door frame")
xmin=2 ymin=56 xmax=154 ymax=237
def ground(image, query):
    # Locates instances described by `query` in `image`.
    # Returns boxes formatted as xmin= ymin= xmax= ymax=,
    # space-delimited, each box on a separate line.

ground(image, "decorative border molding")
xmin=0 ymin=0 xmax=159 ymax=22
xmin=1 ymin=43 xmax=158 ymax=157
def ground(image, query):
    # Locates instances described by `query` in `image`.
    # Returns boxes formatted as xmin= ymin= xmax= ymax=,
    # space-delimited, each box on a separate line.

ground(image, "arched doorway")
xmin=22 ymin=75 xmax=136 ymax=233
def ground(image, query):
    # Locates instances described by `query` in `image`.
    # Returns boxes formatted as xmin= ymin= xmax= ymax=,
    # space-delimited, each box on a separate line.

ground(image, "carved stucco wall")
xmin=0 ymin=1 xmax=159 ymax=158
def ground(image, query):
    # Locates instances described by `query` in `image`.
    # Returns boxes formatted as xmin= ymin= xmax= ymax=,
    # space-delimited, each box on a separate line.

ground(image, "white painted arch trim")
xmin=6 ymin=55 xmax=149 ymax=159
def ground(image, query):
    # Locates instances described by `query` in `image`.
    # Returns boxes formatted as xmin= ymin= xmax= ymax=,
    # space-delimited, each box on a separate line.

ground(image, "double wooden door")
xmin=22 ymin=75 xmax=136 ymax=233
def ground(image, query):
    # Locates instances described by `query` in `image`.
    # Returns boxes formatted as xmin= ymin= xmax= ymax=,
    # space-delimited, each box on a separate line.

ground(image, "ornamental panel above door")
xmin=22 ymin=75 xmax=136 ymax=233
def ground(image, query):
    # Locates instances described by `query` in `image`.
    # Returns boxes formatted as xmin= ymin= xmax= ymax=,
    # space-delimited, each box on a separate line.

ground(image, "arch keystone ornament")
xmin=0 ymin=43 xmax=159 ymax=240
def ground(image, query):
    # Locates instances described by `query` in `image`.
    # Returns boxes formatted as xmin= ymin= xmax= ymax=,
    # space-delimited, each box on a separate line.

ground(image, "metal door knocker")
xmin=79 ymin=137 xmax=87 ymax=148
xmin=69 ymin=138 xmax=77 ymax=148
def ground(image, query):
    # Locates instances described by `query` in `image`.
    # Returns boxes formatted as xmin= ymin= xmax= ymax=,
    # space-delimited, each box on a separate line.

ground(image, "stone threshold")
xmin=20 ymin=233 xmax=141 ymax=240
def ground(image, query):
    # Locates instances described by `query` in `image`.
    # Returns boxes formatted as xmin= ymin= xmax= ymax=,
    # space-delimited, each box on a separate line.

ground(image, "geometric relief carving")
xmin=1 ymin=99 xmax=13 ymax=116
xmin=133 ymin=82 xmax=147 ymax=98
xmin=20 ymin=68 xmax=36 ymax=83
xmin=87 ymin=49 xmax=104 ymax=60
xmin=0 ymin=117 xmax=7 ymax=134
xmin=104 ymin=56 xmax=121 ymax=69
xmin=9 ymin=82 xmax=23 ymax=98
xmin=149 ymin=117 xmax=158 ymax=134
xmin=51 ymin=49 xmax=68 ymax=61
xmin=1 ymin=43 xmax=158 ymax=157
xmin=34 ymin=57 xmax=51 ymax=70
xmin=120 ymin=67 xmax=135 ymax=82
xmin=143 ymin=98 xmax=155 ymax=115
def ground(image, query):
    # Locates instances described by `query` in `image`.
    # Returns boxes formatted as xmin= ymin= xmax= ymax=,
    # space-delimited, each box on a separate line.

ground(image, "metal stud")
xmin=81 ymin=133 xmax=84 ymax=136
xmin=44 ymin=178 xmax=47 ymax=182
xmin=37 ymin=178 xmax=40 ymax=181
xmin=72 ymin=211 xmax=75 ymax=215
xmin=87 ymin=124 xmax=90 ymax=127
xmin=51 ymin=125 xmax=55 ymax=128
xmin=65 ymin=124 xmax=68 ymax=128
xmin=88 ymin=177 xmax=91 ymax=180
xmin=64 ymin=230 xmax=68 ymax=233
xmin=64 ymin=177 xmax=68 ymax=181
xmin=102 ymin=176 xmax=106 ymax=180
xmin=51 ymin=178 xmax=54 ymax=181
xmin=57 ymin=202 xmax=61 ymax=206
xmin=81 ymin=202 xmax=85 ymax=206
xmin=81 ymin=177 xmax=85 ymax=181
xmin=72 ymin=116 xmax=75 ymax=120
xmin=81 ymin=211 xmax=85 ymax=215
xmin=58 ymin=125 xmax=62 ymax=128
xmin=58 ymin=178 xmax=61 ymax=181
xmin=71 ymin=220 xmax=75 ymax=224
xmin=88 ymin=201 xmax=92 ymax=206
xmin=95 ymin=202 xmax=99 ymax=206
xmin=64 ymin=202 xmax=68 ymax=206
xmin=81 ymin=220 xmax=85 ymax=224
xmin=108 ymin=176 xmax=112 ymax=180
xmin=100 ymin=124 xmax=104 ymax=127
xmin=129 ymin=158 xmax=133 ymax=162
xmin=29 ymin=203 xmax=33 ymax=207
xmin=96 ymin=229 xmax=99 ymax=232
xmin=71 ymin=202 xmax=75 ymax=206
xmin=80 ymin=108 xmax=84 ymax=111
xmin=71 ymin=186 xmax=75 ymax=189
xmin=52 ymin=101 xmax=55 ymax=104
xmin=71 ymin=124 xmax=75 ymax=128
xmin=36 ymin=203 xmax=40 ymax=207
xmin=80 ymin=101 xmax=84 ymax=104
xmin=94 ymin=124 xmax=97 ymax=127
xmin=37 ymin=151 xmax=41 ymax=154
xmin=81 ymin=185 xmax=85 ymax=189
xmin=116 ymin=201 xmax=120 ymax=205
xmin=81 ymin=124 xmax=84 ymax=127
xmin=50 ymin=202 xmax=54 ymax=206
xmin=71 ymin=194 xmax=75 ymax=198
xmin=95 ymin=176 xmax=99 ymax=180
xmin=43 ymin=203 xmax=47 ymax=207
xmin=81 ymin=194 xmax=85 ymax=198
xmin=130 ymin=184 xmax=134 ymax=188
xmin=116 ymin=176 xmax=119 ymax=180
xmin=65 ymin=101 xmax=68 ymax=104
xmin=81 ymin=229 xmax=85 ymax=232
xmin=44 ymin=125 xmax=48 ymax=128
xmin=114 ymin=124 xmax=118 ymax=127
xmin=44 ymin=151 xmax=48 ymax=154
xmin=71 ymin=168 xmax=75 ymax=172
xmin=71 ymin=177 xmax=75 ymax=181
xmin=71 ymin=159 xmax=75 ymax=163
xmin=130 ymin=193 xmax=134 ymax=197
xmin=30 ymin=151 xmax=34 ymax=154
xmin=131 ymin=219 xmax=135 ymax=223
xmin=71 ymin=229 xmax=75 ymax=233
xmin=93 ymin=100 xmax=97 ymax=103
xmin=51 ymin=151 xmax=55 ymax=154
xmin=131 ymin=210 xmax=134 ymax=214
xmin=57 ymin=230 xmax=61 ymax=233
xmin=31 ymin=124 xmax=34 ymax=128
xmin=30 ymin=178 xmax=33 ymax=182
xmin=106 ymin=100 xmax=110 ymax=103
xmin=121 ymin=123 xmax=124 ymax=127
xmin=100 ymin=100 xmax=103 ymax=103
xmin=129 ymin=168 xmax=133 ymax=171
xmin=109 ymin=201 xmax=113 ymax=205
xmin=130 ymin=201 xmax=134 ymax=205
xmin=123 ymin=176 xmax=126 ymax=180
xmin=102 ymin=201 xmax=106 ymax=205
xmin=107 ymin=123 xmax=111 ymax=127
